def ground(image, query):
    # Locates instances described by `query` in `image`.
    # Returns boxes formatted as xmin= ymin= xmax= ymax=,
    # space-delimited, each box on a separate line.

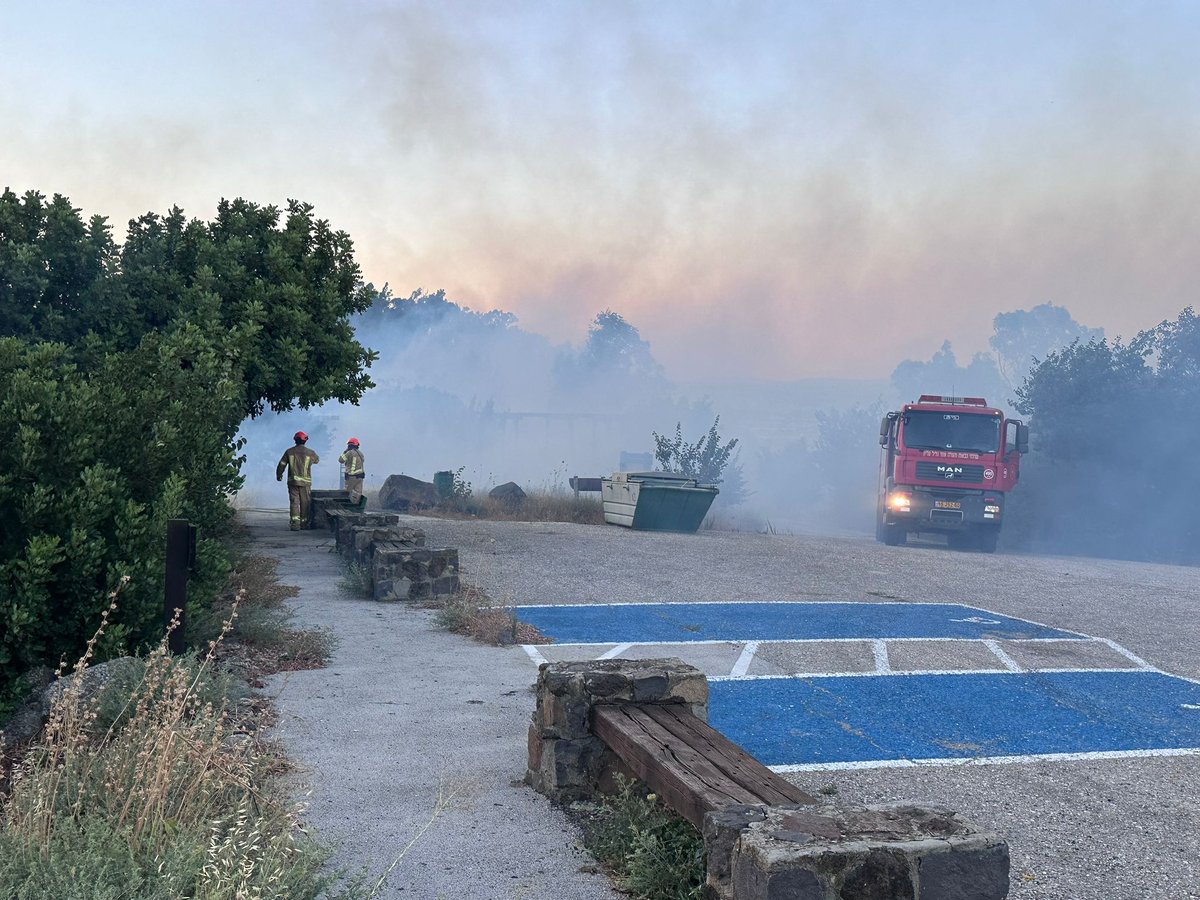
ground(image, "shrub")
xmin=583 ymin=778 xmax=705 ymax=900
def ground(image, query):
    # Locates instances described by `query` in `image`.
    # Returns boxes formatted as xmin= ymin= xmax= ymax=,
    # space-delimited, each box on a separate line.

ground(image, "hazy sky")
xmin=3 ymin=1 xmax=1199 ymax=380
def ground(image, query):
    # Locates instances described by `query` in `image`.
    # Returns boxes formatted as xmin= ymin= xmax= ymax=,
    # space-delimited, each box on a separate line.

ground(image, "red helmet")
xmin=294 ymin=431 xmax=308 ymax=442
xmin=347 ymin=437 xmax=360 ymax=447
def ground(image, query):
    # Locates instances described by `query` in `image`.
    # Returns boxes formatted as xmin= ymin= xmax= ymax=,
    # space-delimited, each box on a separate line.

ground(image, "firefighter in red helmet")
xmin=338 ymin=437 xmax=366 ymax=508
xmin=276 ymin=431 xmax=320 ymax=530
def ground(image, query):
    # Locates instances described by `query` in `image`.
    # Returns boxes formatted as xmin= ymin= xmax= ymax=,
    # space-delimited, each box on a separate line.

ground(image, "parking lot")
xmin=519 ymin=600 xmax=1200 ymax=771
xmin=418 ymin=516 xmax=1200 ymax=899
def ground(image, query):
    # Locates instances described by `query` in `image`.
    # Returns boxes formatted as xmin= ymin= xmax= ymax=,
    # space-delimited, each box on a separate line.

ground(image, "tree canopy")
xmin=0 ymin=190 xmax=377 ymax=709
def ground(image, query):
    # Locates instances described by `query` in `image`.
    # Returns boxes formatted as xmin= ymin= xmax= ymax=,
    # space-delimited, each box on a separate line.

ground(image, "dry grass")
xmin=0 ymin=586 xmax=366 ymax=899
xmin=379 ymin=489 xmax=605 ymax=526
xmin=423 ymin=583 xmax=551 ymax=646
xmin=202 ymin=555 xmax=336 ymax=686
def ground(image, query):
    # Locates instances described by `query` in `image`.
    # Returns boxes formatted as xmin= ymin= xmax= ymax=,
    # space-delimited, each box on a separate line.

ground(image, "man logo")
xmin=936 ymin=465 xmax=963 ymax=479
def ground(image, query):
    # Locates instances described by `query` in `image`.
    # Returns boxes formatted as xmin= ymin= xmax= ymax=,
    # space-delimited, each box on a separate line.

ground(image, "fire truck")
xmin=876 ymin=395 xmax=1028 ymax=552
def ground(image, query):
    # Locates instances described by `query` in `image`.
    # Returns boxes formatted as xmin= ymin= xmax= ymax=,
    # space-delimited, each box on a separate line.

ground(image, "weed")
xmin=426 ymin=584 xmax=550 ymax=646
xmin=581 ymin=777 xmax=705 ymax=900
xmin=0 ymin=590 xmax=367 ymax=899
xmin=338 ymin=561 xmax=374 ymax=598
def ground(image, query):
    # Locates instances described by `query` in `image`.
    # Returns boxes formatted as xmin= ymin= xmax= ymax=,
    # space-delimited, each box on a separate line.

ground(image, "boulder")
xmin=489 ymin=481 xmax=527 ymax=503
xmin=378 ymin=474 xmax=441 ymax=511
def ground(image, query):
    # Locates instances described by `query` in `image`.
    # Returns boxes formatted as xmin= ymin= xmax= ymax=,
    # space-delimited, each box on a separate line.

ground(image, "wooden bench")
xmin=569 ymin=476 xmax=604 ymax=499
xmin=593 ymin=702 xmax=816 ymax=828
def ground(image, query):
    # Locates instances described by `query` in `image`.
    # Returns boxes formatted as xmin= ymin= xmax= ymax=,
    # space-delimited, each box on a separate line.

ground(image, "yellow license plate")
xmin=935 ymin=500 xmax=962 ymax=509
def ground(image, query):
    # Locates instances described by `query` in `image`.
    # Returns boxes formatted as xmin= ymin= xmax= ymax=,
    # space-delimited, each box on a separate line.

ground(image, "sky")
xmin=3 ymin=0 xmax=1199 ymax=380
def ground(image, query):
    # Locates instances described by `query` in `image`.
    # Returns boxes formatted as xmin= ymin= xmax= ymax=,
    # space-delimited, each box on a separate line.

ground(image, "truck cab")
xmin=876 ymin=395 xmax=1028 ymax=552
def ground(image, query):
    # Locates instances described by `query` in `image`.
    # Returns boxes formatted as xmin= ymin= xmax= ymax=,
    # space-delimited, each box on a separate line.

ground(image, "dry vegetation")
xmin=422 ymin=583 xmax=550 ymax=646
xmin=0 ymin=586 xmax=366 ymax=899
xmin=0 ymin=556 xmax=370 ymax=899
xmin=370 ymin=489 xmax=606 ymax=526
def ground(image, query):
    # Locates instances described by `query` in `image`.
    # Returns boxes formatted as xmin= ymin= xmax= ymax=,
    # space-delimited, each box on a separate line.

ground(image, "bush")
xmin=0 ymin=190 xmax=376 ymax=708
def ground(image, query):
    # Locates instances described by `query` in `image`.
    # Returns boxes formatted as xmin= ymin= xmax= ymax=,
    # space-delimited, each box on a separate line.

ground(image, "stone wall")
xmin=318 ymin=505 xmax=460 ymax=602
xmin=527 ymin=659 xmax=1009 ymax=900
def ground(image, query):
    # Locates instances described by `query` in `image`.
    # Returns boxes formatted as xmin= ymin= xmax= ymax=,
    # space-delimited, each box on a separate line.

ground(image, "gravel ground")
xmin=402 ymin=515 xmax=1200 ymax=900
xmin=257 ymin=508 xmax=1200 ymax=899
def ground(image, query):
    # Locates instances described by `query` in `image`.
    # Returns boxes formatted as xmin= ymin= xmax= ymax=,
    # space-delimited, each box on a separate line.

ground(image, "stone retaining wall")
xmin=315 ymin=502 xmax=460 ymax=602
xmin=527 ymin=659 xmax=1009 ymax=900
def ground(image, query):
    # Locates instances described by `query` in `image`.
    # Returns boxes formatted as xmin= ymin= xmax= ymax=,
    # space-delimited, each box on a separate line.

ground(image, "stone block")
xmin=726 ymin=804 xmax=1007 ymax=900
xmin=918 ymin=844 xmax=1010 ymax=900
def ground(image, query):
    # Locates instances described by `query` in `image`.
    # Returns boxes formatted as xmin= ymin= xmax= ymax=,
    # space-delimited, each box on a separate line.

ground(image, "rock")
xmin=489 ymin=481 xmax=527 ymax=503
xmin=378 ymin=474 xmax=441 ymax=511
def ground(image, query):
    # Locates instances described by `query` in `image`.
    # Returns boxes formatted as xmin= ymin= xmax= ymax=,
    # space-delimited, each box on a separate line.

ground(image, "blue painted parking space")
xmin=515 ymin=601 xmax=1081 ymax=644
xmin=709 ymin=670 xmax=1200 ymax=768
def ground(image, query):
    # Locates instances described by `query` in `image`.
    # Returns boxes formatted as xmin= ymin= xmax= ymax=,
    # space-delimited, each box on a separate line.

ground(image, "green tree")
xmin=0 ymin=192 xmax=378 ymax=707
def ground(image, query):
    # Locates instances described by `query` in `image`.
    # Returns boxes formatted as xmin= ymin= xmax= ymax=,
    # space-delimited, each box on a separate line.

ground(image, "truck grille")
xmin=916 ymin=461 xmax=984 ymax=483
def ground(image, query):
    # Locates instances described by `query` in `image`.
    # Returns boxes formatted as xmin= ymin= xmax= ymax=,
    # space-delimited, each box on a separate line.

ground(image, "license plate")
xmin=935 ymin=500 xmax=962 ymax=509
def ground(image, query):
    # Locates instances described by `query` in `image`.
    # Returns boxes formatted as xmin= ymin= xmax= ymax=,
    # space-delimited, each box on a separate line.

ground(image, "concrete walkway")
xmin=246 ymin=509 xmax=617 ymax=900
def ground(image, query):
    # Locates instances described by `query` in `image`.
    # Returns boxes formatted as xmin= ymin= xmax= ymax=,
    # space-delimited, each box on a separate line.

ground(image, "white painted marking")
xmin=542 ymin=635 xmax=1088 ymax=648
xmin=872 ymin=640 xmax=891 ymax=674
xmin=730 ymin=641 xmax=760 ymax=678
xmin=521 ymin=645 xmax=549 ymax=666
xmin=1094 ymin=637 xmax=1156 ymax=671
xmin=983 ymin=639 xmax=1023 ymax=672
xmin=951 ymin=616 xmax=1003 ymax=624
xmin=954 ymin=602 xmax=1094 ymax=639
xmin=1183 ymin=704 xmax=1200 ymax=710
xmin=769 ymin=746 xmax=1200 ymax=773
xmin=598 ymin=642 xmax=634 ymax=660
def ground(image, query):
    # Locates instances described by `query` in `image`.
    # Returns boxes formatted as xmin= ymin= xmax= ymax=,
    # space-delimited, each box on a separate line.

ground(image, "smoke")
xmin=4 ymin=3 xmax=1200 ymax=381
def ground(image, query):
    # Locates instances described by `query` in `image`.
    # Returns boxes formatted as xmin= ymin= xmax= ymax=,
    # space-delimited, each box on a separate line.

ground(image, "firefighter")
xmin=339 ymin=438 xmax=365 ymax=507
xmin=276 ymin=431 xmax=320 ymax=530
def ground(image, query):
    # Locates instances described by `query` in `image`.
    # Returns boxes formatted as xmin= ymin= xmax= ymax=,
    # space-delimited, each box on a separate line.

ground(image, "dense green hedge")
xmin=0 ymin=190 xmax=376 ymax=710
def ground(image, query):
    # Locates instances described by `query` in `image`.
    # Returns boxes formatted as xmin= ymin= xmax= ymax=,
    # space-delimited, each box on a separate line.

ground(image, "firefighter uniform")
xmin=338 ymin=443 xmax=365 ymax=504
xmin=277 ymin=441 xmax=320 ymax=530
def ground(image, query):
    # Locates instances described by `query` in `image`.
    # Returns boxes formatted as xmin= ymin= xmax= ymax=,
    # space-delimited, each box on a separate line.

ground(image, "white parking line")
xmin=770 ymin=746 xmax=1200 ymax=773
xmin=537 ymin=635 xmax=1089 ymax=648
xmin=730 ymin=641 xmax=760 ymax=677
xmin=522 ymin=645 xmax=549 ymax=666
xmin=1094 ymin=637 xmax=1156 ymax=671
xmin=983 ymin=639 xmax=1023 ymax=672
xmin=872 ymin=640 xmax=891 ymax=674
xmin=598 ymin=642 xmax=634 ymax=660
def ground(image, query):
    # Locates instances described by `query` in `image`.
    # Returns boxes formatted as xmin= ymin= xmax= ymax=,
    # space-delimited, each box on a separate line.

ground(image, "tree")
xmin=890 ymin=341 xmax=1008 ymax=408
xmin=0 ymin=192 xmax=378 ymax=709
xmin=990 ymin=303 xmax=1103 ymax=384
xmin=554 ymin=310 xmax=665 ymax=398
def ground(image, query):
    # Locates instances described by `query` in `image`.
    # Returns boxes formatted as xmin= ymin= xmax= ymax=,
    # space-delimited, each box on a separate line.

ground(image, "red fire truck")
xmin=876 ymin=395 xmax=1028 ymax=552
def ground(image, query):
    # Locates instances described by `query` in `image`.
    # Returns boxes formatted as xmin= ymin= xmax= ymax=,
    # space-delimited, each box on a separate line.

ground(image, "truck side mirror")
xmin=878 ymin=416 xmax=889 ymax=446
xmin=1016 ymin=422 xmax=1030 ymax=455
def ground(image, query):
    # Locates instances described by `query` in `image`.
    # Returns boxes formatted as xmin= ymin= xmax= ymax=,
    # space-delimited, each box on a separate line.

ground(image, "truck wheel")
xmin=976 ymin=528 xmax=999 ymax=553
xmin=880 ymin=523 xmax=905 ymax=546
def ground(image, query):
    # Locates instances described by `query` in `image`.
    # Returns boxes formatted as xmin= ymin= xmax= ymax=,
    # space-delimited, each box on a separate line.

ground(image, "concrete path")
xmin=246 ymin=509 xmax=617 ymax=900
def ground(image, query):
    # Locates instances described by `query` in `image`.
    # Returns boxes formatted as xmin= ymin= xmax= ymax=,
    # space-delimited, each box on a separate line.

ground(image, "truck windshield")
xmin=901 ymin=411 xmax=1001 ymax=453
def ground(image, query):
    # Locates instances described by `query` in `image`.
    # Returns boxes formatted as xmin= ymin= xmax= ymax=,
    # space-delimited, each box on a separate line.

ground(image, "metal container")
xmin=601 ymin=472 xmax=719 ymax=533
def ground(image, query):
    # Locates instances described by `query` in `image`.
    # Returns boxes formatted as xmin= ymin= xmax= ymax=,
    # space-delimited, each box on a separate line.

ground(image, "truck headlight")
xmin=889 ymin=493 xmax=911 ymax=510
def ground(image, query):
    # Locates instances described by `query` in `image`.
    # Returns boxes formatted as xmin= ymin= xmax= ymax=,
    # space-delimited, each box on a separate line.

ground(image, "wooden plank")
xmin=641 ymin=704 xmax=818 ymax=807
xmin=594 ymin=704 xmax=749 ymax=827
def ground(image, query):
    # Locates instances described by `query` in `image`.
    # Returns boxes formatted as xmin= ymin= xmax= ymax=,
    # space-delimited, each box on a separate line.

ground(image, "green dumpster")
xmin=601 ymin=472 xmax=719 ymax=533
xmin=433 ymin=470 xmax=455 ymax=499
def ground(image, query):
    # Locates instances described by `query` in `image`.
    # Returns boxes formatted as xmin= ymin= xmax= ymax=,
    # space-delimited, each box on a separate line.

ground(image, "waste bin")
xmin=601 ymin=472 xmax=719 ymax=533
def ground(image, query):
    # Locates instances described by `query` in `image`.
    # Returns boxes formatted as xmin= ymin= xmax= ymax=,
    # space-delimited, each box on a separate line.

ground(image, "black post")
xmin=165 ymin=519 xmax=192 ymax=654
